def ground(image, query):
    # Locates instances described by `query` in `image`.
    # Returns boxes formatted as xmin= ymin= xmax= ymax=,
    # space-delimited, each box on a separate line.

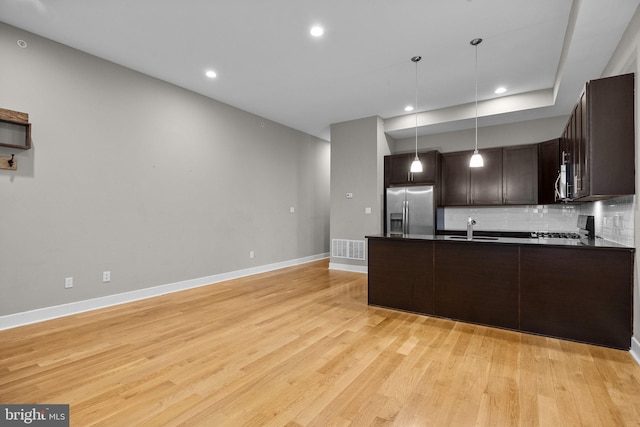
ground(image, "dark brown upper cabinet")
xmin=385 ymin=150 xmax=439 ymax=186
xmin=561 ymin=73 xmax=635 ymax=201
xmin=537 ymin=139 xmax=560 ymax=205
xmin=503 ymin=144 xmax=538 ymax=205
xmin=561 ymin=94 xmax=588 ymax=199
xmin=470 ymin=147 xmax=503 ymax=205
xmin=440 ymin=151 xmax=471 ymax=205
xmin=441 ymin=147 xmax=504 ymax=206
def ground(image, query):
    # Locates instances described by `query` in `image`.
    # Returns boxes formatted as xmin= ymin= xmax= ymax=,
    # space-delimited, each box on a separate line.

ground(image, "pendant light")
xmin=410 ymin=56 xmax=423 ymax=173
xmin=469 ymin=38 xmax=484 ymax=168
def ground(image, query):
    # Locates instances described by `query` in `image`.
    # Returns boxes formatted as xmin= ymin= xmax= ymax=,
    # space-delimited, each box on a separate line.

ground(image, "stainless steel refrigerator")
xmin=386 ymin=185 xmax=435 ymax=235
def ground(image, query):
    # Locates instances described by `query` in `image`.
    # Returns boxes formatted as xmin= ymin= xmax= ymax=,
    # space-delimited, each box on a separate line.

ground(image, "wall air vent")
xmin=331 ymin=239 xmax=366 ymax=260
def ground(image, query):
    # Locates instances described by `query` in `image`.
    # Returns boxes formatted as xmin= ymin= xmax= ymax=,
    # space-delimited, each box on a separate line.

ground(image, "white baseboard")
xmin=329 ymin=262 xmax=368 ymax=274
xmin=631 ymin=336 xmax=640 ymax=366
xmin=8 ymin=255 xmax=635 ymax=366
xmin=0 ymin=253 xmax=329 ymax=331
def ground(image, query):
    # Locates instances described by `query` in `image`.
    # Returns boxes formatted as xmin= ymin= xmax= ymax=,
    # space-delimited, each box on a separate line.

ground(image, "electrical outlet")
xmin=249 ymin=251 xmax=255 ymax=259
xmin=103 ymin=271 xmax=111 ymax=282
xmin=65 ymin=277 xmax=73 ymax=289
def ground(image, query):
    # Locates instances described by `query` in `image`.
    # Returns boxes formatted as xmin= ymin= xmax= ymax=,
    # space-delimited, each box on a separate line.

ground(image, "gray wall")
xmin=394 ymin=115 xmax=569 ymax=154
xmin=329 ymin=116 xmax=389 ymax=270
xmin=0 ymin=22 xmax=330 ymax=316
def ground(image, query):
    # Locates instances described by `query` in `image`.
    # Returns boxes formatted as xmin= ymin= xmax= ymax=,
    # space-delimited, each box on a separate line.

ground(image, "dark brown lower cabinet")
xmin=367 ymin=236 xmax=634 ymax=349
xmin=434 ymin=242 xmax=519 ymax=330
xmin=367 ymin=239 xmax=434 ymax=314
xmin=520 ymin=246 xmax=633 ymax=349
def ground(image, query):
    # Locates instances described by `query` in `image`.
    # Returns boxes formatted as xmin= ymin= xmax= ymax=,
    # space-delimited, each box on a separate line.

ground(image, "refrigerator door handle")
xmin=402 ymin=200 xmax=406 ymax=235
xmin=404 ymin=200 xmax=409 ymax=235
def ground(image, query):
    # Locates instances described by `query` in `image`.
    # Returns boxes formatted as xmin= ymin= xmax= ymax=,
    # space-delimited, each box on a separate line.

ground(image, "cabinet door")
xmin=569 ymin=104 xmax=580 ymax=198
xmin=368 ymin=239 xmax=434 ymax=314
xmin=440 ymin=151 xmax=470 ymax=206
xmin=562 ymin=112 xmax=576 ymax=199
xmin=538 ymin=139 xmax=560 ymax=204
xmin=415 ymin=150 xmax=438 ymax=183
xmin=503 ymin=144 xmax=538 ymax=205
xmin=387 ymin=153 xmax=413 ymax=185
xmin=434 ymin=242 xmax=519 ymax=329
xmin=386 ymin=151 xmax=438 ymax=185
xmin=520 ymin=246 xmax=633 ymax=349
xmin=470 ymin=147 xmax=502 ymax=205
xmin=586 ymin=73 xmax=635 ymax=198
xmin=573 ymin=94 xmax=589 ymax=199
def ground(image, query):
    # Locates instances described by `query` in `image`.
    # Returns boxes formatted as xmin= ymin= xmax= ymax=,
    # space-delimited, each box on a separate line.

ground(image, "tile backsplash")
xmin=444 ymin=205 xmax=580 ymax=233
xmin=583 ymin=195 xmax=635 ymax=247
xmin=443 ymin=195 xmax=635 ymax=246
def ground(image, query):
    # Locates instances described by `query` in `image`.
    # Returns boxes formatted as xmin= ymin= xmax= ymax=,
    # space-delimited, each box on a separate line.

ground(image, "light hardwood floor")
xmin=1 ymin=259 xmax=640 ymax=426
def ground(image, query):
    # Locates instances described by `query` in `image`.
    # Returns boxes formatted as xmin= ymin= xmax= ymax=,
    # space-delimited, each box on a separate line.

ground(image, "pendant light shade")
xmin=469 ymin=150 xmax=484 ymax=167
xmin=410 ymin=56 xmax=423 ymax=173
xmin=410 ymin=155 xmax=423 ymax=172
xmin=469 ymin=38 xmax=484 ymax=168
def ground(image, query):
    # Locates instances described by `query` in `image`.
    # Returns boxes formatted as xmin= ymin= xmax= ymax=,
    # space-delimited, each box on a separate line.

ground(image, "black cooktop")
xmin=532 ymin=232 xmax=581 ymax=239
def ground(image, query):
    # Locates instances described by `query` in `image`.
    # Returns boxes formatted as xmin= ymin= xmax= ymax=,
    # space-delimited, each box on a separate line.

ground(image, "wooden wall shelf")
xmin=0 ymin=108 xmax=31 ymax=150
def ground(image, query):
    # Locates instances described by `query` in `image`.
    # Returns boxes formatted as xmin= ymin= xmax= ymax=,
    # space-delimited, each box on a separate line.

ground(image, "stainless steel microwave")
xmin=555 ymin=150 xmax=572 ymax=202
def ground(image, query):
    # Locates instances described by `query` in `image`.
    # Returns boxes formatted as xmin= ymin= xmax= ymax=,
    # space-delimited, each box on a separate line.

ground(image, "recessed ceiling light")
xmin=16 ymin=40 xmax=27 ymax=48
xmin=495 ymin=86 xmax=507 ymax=94
xmin=205 ymin=70 xmax=217 ymax=78
xmin=404 ymin=106 xmax=414 ymax=112
xmin=310 ymin=26 xmax=324 ymax=37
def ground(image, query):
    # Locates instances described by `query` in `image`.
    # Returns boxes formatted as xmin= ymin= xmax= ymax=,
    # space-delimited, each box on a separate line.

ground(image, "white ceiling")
xmin=0 ymin=0 xmax=638 ymax=141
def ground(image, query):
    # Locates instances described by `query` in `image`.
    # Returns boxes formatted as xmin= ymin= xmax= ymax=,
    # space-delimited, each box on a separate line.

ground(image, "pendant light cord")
xmin=409 ymin=56 xmax=423 ymax=173
xmin=474 ymin=42 xmax=478 ymax=152
xmin=414 ymin=57 xmax=420 ymax=157
xmin=469 ymin=38 xmax=483 ymax=168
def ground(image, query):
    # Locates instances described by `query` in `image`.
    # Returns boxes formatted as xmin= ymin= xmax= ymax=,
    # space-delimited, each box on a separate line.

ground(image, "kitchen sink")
xmin=446 ymin=236 xmax=499 ymax=241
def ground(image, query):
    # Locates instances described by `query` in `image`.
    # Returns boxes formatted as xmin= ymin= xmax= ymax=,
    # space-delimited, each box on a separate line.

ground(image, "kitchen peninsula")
xmin=369 ymin=73 xmax=635 ymax=350
xmin=367 ymin=233 xmax=634 ymax=349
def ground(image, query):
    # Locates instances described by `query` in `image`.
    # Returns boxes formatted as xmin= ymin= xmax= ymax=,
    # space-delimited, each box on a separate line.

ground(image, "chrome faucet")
xmin=467 ymin=217 xmax=476 ymax=240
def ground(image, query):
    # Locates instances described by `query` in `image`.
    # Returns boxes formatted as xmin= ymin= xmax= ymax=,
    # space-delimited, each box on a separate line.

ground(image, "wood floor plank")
xmin=1 ymin=259 xmax=640 ymax=426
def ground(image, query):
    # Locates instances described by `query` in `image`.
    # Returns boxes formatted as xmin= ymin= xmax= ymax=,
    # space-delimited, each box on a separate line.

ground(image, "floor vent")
xmin=331 ymin=239 xmax=366 ymax=260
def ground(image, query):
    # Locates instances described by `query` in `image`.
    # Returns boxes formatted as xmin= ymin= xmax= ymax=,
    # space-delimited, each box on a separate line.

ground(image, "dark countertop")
xmin=365 ymin=233 xmax=634 ymax=250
